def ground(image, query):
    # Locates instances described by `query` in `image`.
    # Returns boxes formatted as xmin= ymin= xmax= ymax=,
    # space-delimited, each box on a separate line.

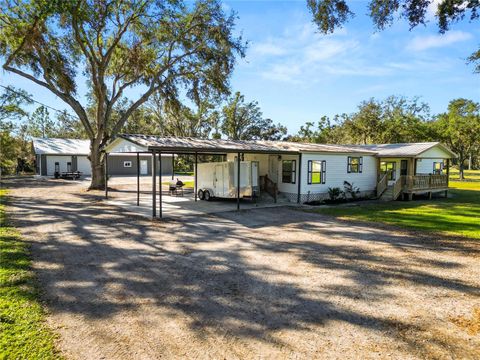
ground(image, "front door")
xmin=400 ymin=160 xmax=408 ymax=176
xmin=268 ymin=155 xmax=278 ymax=183
xmin=140 ymin=160 xmax=148 ymax=175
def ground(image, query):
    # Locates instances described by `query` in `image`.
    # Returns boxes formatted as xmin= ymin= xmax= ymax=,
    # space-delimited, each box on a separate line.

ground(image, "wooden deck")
xmin=377 ymin=174 xmax=449 ymax=200
xmin=402 ymin=174 xmax=448 ymax=194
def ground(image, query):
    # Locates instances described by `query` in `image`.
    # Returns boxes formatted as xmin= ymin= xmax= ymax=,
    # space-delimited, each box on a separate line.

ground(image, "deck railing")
xmin=376 ymin=172 xmax=388 ymax=197
xmin=261 ymin=175 xmax=278 ymax=203
xmin=392 ymin=177 xmax=403 ymax=200
xmin=403 ymin=174 xmax=448 ymax=192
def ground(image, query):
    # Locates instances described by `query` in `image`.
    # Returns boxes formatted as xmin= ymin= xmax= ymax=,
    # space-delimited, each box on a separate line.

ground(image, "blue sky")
xmin=1 ymin=0 xmax=479 ymax=134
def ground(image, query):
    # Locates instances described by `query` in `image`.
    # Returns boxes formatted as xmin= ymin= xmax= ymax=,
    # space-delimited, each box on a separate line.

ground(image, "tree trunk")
xmin=88 ymin=140 xmax=105 ymax=190
xmin=459 ymin=160 xmax=465 ymax=181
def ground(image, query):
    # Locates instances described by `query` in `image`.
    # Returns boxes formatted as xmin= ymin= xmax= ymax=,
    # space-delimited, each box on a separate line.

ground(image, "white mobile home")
xmin=105 ymin=135 xmax=456 ymax=218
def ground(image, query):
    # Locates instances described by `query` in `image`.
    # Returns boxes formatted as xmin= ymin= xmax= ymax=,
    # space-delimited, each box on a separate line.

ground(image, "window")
xmin=54 ymin=162 xmax=60 ymax=173
xmin=123 ymin=161 xmax=132 ymax=168
xmin=67 ymin=162 xmax=72 ymax=172
xmin=282 ymin=160 xmax=296 ymax=184
xmin=307 ymin=160 xmax=326 ymax=184
xmin=347 ymin=156 xmax=363 ymax=173
xmin=433 ymin=162 xmax=443 ymax=175
xmin=380 ymin=161 xmax=396 ymax=180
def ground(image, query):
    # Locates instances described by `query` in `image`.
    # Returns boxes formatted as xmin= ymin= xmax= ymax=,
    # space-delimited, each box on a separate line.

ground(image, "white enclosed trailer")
xmin=197 ymin=161 xmax=259 ymax=200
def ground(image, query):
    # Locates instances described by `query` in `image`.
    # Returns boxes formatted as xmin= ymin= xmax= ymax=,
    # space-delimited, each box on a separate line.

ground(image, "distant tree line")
xmin=287 ymin=96 xmax=480 ymax=179
xmin=1 ymin=85 xmax=479 ymax=179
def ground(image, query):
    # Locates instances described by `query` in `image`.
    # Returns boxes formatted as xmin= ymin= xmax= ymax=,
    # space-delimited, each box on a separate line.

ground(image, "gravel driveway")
xmin=5 ymin=178 xmax=480 ymax=359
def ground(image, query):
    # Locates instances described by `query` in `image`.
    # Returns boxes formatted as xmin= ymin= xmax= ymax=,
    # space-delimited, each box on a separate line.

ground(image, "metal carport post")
xmin=152 ymin=151 xmax=157 ymax=218
xmin=104 ymin=152 xmax=108 ymax=199
xmin=136 ymin=152 xmax=140 ymax=206
xmin=159 ymin=151 xmax=163 ymax=219
xmin=297 ymin=153 xmax=302 ymax=203
xmin=237 ymin=152 xmax=241 ymax=211
xmin=194 ymin=152 xmax=198 ymax=202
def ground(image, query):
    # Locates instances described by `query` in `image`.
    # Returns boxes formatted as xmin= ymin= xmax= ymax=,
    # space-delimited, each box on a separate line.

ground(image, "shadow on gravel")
xmin=5 ymin=178 xmax=480 ymax=358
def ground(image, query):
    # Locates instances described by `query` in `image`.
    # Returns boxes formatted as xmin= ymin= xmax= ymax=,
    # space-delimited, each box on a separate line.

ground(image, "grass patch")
xmin=310 ymin=181 xmax=480 ymax=240
xmin=449 ymin=168 xmax=480 ymax=182
xmin=0 ymin=189 xmax=60 ymax=359
xmin=162 ymin=180 xmax=194 ymax=188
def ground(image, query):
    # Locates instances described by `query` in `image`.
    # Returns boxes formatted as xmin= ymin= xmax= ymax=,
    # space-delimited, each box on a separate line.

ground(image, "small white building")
xmin=32 ymin=138 xmax=173 ymax=177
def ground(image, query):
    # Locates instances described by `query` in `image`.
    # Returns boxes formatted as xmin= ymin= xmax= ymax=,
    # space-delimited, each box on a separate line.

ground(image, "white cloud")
xmin=407 ymin=30 xmax=473 ymax=51
xmin=247 ymin=22 xmax=363 ymax=83
xmin=426 ymin=0 xmax=444 ymax=18
xmin=251 ymin=42 xmax=287 ymax=56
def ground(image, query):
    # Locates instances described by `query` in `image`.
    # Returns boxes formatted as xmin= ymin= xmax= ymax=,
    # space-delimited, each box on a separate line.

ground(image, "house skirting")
xmin=280 ymin=190 xmax=376 ymax=203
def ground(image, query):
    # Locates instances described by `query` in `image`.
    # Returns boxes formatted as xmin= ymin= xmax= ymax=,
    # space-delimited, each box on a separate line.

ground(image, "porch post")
xmin=376 ymin=157 xmax=381 ymax=181
xmin=152 ymin=151 xmax=157 ymax=218
xmin=104 ymin=152 xmax=109 ymax=199
xmin=297 ymin=153 xmax=302 ymax=203
xmin=194 ymin=152 xmax=198 ymax=202
xmin=136 ymin=152 xmax=140 ymax=206
xmin=446 ymin=158 xmax=450 ymax=198
xmin=408 ymin=158 xmax=415 ymax=176
xmin=159 ymin=152 xmax=163 ymax=219
xmin=237 ymin=152 xmax=241 ymax=211
xmin=171 ymin=154 xmax=175 ymax=180
xmin=446 ymin=158 xmax=450 ymax=186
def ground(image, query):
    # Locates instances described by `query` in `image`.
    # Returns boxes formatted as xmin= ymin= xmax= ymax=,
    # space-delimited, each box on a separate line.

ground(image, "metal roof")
xmin=117 ymin=134 xmax=378 ymax=154
xmin=32 ymin=138 xmax=90 ymax=155
xmin=351 ymin=142 xmax=456 ymax=157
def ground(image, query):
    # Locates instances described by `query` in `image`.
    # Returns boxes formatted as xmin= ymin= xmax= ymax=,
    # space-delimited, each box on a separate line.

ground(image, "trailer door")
xmin=214 ymin=164 xmax=226 ymax=197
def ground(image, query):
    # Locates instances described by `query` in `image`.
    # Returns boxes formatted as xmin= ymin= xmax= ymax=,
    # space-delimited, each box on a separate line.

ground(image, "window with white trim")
xmin=433 ymin=162 xmax=443 ymax=175
xmin=282 ymin=160 xmax=296 ymax=184
xmin=307 ymin=160 xmax=326 ymax=184
xmin=347 ymin=156 xmax=362 ymax=173
xmin=123 ymin=161 xmax=132 ymax=168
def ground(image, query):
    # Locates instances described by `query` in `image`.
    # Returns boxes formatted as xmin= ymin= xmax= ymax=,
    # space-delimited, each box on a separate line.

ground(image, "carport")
xmin=104 ymin=135 xmax=302 ymax=219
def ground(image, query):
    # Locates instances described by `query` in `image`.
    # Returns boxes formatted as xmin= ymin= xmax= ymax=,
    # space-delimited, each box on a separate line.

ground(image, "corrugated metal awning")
xmin=116 ymin=134 xmax=378 ymax=154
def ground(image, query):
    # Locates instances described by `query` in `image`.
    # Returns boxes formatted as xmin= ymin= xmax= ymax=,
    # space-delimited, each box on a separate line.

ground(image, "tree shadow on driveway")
xmin=5 ymin=179 xmax=480 ymax=358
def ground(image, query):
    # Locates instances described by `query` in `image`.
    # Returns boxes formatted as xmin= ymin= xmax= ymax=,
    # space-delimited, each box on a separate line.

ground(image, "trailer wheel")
xmin=204 ymin=190 xmax=211 ymax=201
xmin=198 ymin=189 xmax=205 ymax=200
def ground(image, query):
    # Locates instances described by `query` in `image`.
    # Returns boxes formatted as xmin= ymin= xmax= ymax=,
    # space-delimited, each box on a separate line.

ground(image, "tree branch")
xmin=3 ymin=65 xmax=95 ymax=139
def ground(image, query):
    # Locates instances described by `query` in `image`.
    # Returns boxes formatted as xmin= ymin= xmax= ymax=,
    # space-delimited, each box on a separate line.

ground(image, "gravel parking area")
xmin=5 ymin=177 xmax=480 ymax=359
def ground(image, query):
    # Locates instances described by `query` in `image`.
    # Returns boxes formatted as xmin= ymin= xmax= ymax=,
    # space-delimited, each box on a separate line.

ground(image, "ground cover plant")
xmin=0 ymin=189 xmax=60 ymax=359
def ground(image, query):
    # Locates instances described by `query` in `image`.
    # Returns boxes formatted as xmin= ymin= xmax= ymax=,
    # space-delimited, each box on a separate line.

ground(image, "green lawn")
xmin=310 ymin=179 xmax=480 ymax=240
xmin=0 ymin=189 xmax=60 ymax=359
xmin=162 ymin=180 xmax=194 ymax=188
xmin=449 ymin=168 xmax=480 ymax=182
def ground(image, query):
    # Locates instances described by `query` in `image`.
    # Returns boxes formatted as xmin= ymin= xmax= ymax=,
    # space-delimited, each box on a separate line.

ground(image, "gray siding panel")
xmin=107 ymin=155 xmax=172 ymax=176
xmin=71 ymin=156 xmax=78 ymax=172
xmin=41 ymin=155 xmax=47 ymax=176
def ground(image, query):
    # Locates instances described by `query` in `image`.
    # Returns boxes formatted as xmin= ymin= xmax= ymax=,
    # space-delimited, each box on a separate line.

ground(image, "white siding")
xmin=418 ymin=146 xmax=451 ymax=159
xmin=300 ymin=154 xmax=377 ymax=195
xmin=77 ymin=156 xmax=91 ymax=175
xmin=226 ymin=152 xmax=378 ymax=199
xmin=416 ymin=158 xmax=444 ymax=175
xmin=226 ymin=153 xmax=269 ymax=176
xmin=107 ymin=138 xmax=147 ymax=153
xmin=46 ymin=155 xmax=72 ymax=175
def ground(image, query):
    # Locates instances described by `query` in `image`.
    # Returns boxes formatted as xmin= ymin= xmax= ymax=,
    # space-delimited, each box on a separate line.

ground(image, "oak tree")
xmin=0 ymin=0 xmax=244 ymax=188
